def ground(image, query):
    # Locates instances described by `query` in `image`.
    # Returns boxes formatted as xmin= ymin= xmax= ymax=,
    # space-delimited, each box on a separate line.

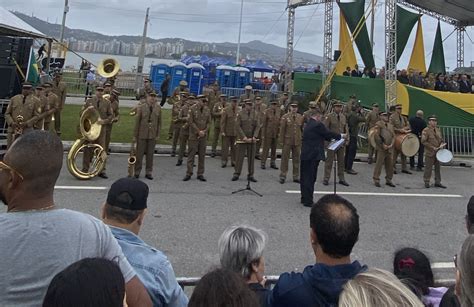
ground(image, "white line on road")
xmin=431 ymin=262 xmax=455 ymax=269
xmin=285 ymin=190 xmax=463 ymax=198
xmin=55 ymin=186 xmax=107 ymax=190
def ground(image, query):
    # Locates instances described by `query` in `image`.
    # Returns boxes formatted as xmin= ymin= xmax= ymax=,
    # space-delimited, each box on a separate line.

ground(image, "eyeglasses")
xmin=0 ymin=161 xmax=24 ymax=180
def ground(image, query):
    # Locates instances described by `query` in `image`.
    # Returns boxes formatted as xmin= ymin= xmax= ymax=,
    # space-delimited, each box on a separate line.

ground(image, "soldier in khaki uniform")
xmin=43 ymin=83 xmax=59 ymax=131
xmin=135 ymin=77 xmax=155 ymax=101
xmin=51 ymin=73 xmax=67 ymax=135
xmin=316 ymin=98 xmax=327 ymax=115
xmin=133 ymin=92 xmax=161 ymax=180
xmin=261 ymin=100 xmax=281 ymax=170
xmin=390 ymin=104 xmax=412 ymax=174
xmin=365 ymin=103 xmax=380 ymax=164
xmin=372 ymin=112 xmax=396 ymax=187
xmin=421 ymin=115 xmax=447 ymax=188
xmin=171 ymin=80 xmax=190 ymax=102
xmin=5 ymin=83 xmax=40 ymax=148
xmin=232 ymin=99 xmax=260 ymax=182
xmin=211 ymin=94 xmax=227 ymax=157
xmin=220 ymin=96 xmax=239 ymax=168
xmin=239 ymin=85 xmax=255 ymax=105
xmin=176 ymin=97 xmax=195 ymax=166
xmin=183 ymin=95 xmax=211 ymax=181
xmin=279 ymin=92 xmax=289 ymax=112
xmin=323 ymin=102 xmax=349 ymax=186
xmin=81 ymin=86 xmax=113 ymax=179
xmin=279 ymin=103 xmax=303 ymax=184
xmin=344 ymin=94 xmax=357 ymax=116
xmin=254 ymin=96 xmax=266 ymax=159
xmin=104 ymin=89 xmax=120 ymax=154
xmin=33 ymin=85 xmax=48 ymax=130
xmin=303 ymin=101 xmax=317 ymax=125
xmin=170 ymin=92 xmax=186 ymax=156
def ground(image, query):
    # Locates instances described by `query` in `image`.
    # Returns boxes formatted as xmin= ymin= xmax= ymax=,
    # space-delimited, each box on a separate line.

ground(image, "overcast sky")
xmin=1 ymin=0 xmax=473 ymax=69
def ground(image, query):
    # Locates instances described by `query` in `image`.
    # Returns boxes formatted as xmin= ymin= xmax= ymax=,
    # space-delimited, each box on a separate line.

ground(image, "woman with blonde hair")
xmin=339 ymin=268 xmax=424 ymax=307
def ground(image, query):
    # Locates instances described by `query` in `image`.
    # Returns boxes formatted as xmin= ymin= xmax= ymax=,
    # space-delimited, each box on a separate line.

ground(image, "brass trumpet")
xmin=128 ymin=139 xmax=137 ymax=178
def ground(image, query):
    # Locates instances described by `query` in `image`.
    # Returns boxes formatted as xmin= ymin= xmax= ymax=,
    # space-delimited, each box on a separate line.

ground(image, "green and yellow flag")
xmin=335 ymin=12 xmax=358 ymax=75
xmin=428 ymin=21 xmax=446 ymax=74
xmin=408 ymin=17 xmax=427 ymax=74
xmin=26 ymin=49 xmax=39 ymax=85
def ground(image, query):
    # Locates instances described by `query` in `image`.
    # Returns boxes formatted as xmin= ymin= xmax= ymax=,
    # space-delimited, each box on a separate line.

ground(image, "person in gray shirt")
xmin=0 ymin=130 xmax=152 ymax=307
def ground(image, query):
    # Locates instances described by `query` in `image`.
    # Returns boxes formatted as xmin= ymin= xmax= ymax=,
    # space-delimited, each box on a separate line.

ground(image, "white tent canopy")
xmin=0 ymin=7 xmax=50 ymax=39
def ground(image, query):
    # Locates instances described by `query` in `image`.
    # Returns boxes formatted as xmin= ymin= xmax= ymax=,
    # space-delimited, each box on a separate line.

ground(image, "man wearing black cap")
xmin=421 ymin=115 xmax=446 ymax=188
xmin=372 ymin=112 xmax=396 ymax=187
xmin=4 ymin=83 xmax=40 ymax=148
xmin=365 ymin=103 xmax=380 ymax=164
xmin=220 ymin=96 xmax=239 ymax=168
xmin=102 ymin=178 xmax=188 ymax=307
xmin=390 ymin=104 xmax=412 ymax=174
xmin=51 ymin=73 xmax=67 ymax=136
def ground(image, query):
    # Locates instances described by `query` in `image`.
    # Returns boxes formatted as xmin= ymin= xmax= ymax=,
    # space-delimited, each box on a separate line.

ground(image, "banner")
xmin=335 ymin=12 xmax=358 ymax=75
xmin=428 ymin=21 xmax=446 ymax=74
xmin=396 ymin=5 xmax=420 ymax=62
xmin=407 ymin=18 xmax=427 ymax=74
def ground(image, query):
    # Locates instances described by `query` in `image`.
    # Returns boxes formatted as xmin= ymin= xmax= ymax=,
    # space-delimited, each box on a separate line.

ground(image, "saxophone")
xmin=14 ymin=115 xmax=24 ymax=137
xmin=128 ymin=139 xmax=137 ymax=177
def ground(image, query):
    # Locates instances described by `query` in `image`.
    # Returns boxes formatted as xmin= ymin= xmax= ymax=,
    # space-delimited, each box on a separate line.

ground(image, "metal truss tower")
xmin=385 ymin=0 xmax=397 ymax=110
xmin=456 ymin=26 xmax=465 ymax=68
xmin=322 ymin=0 xmax=334 ymax=97
xmin=285 ymin=6 xmax=296 ymax=93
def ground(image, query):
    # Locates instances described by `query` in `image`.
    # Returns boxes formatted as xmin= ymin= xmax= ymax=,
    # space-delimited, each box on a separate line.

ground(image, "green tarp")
xmin=428 ymin=21 xmax=446 ymax=74
xmin=338 ymin=0 xmax=375 ymax=69
xmin=397 ymin=5 xmax=420 ymax=62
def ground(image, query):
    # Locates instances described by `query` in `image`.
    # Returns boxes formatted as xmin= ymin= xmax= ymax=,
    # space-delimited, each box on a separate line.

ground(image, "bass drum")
xmin=436 ymin=149 xmax=453 ymax=163
xmin=394 ymin=133 xmax=420 ymax=157
xmin=368 ymin=127 xmax=377 ymax=148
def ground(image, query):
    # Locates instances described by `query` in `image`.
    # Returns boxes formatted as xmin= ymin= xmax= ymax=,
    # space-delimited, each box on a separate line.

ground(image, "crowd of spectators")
xmin=0 ymin=130 xmax=473 ymax=307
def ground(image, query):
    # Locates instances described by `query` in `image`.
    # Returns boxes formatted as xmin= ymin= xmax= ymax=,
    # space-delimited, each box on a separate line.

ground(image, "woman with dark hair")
xmin=43 ymin=258 xmax=125 ymax=307
xmin=393 ymin=248 xmax=448 ymax=307
xmin=189 ymin=268 xmax=259 ymax=307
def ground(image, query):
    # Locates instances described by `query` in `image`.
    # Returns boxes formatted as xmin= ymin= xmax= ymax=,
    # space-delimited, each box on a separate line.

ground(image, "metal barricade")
xmin=221 ymin=87 xmax=282 ymax=102
xmin=440 ymin=126 xmax=474 ymax=157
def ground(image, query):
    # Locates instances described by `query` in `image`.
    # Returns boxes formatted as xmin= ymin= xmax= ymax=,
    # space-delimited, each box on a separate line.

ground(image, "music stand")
xmin=232 ymin=140 xmax=263 ymax=197
xmin=328 ymin=139 xmax=345 ymax=195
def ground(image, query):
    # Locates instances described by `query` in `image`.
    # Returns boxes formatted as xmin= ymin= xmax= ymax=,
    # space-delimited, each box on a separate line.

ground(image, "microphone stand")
xmin=328 ymin=138 xmax=345 ymax=195
xmin=232 ymin=139 xmax=263 ymax=197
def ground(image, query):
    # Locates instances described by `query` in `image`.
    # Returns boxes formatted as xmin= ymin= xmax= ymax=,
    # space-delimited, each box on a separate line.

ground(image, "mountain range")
xmin=12 ymin=11 xmax=323 ymax=67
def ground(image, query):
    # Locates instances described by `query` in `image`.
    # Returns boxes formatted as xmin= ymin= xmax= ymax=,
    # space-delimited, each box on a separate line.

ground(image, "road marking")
xmin=285 ymin=190 xmax=463 ymax=198
xmin=55 ymin=186 xmax=107 ymax=190
xmin=432 ymin=262 xmax=455 ymax=269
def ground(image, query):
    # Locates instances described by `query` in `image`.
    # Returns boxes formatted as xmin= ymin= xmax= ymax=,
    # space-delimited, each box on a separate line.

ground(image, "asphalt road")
xmin=2 ymin=153 xmax=472 ymax=283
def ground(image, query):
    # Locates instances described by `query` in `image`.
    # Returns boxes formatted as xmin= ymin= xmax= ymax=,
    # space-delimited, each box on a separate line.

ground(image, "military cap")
xmin=112 ymin=89 xmax=121 ymax=96
xmin=35 ymin=85 xmax=44 ymax=90
xmin=255 ymin=96 xmax=262 ymax=100
xmin=379 ymin=111 xmax=388 ymax=116
xmin=144 ymin=77 xmax=152 ymax=82
xmin=372 ymin=103 xmax=379 ymax=107
xmin=188 ymin=94 xmax=196 ymax=99
xmin=244 ymin=99 xmax=253 ymax=104
xmin=149 ymin=92 xmax=157 ymax=97
xmin=96 ymin=86 xmax=104 ymax=90
xmin=290 ymin=102 xmax=298 ymax=107
xmin=309 ymin=101 xmax=317 ymax=108
xmin=230 ymin=96 xmax=238 ymax=101
xmin=107 ymin=178 xmax=149 ymax=210
xmin=395 ymin=104 xmax=402 ymax=109
xmin=333 ymin=101 xmax=343 ymax=106
xmin=179 ymin=80 xmax=188 ymax=86
xmin=197 ymin=94 xmax=206 ymax=99
xmin=428 ymin=115 xmax=437 ymax=121
xmin=244 ymin=85 xmax=252 ymax=90
xmin=283 ymin=92 xmax=289 ymax=96
xmin=219 ymin=94 xmax=227 ymax=97
xmin=270 ymin=100 xmax=278 ymax=104
xmin=43 ymin=82 xmax=52 ymax=88
xmin=179 ymin=91 xmax=187 ymax=95
xmin=22 ymin=82 xmax=33 ymax=89
xmin=104 ymin=82 xmax=112 ymax=87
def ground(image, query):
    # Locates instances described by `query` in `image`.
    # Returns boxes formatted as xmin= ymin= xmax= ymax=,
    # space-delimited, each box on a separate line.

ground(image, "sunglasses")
xmin=0 ymin=161 xmax=24 ymax=180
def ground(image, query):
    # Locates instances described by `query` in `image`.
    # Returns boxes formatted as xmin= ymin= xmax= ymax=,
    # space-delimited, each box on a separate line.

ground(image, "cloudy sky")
xmin=1 ymin=0 xmax=473 ymax=69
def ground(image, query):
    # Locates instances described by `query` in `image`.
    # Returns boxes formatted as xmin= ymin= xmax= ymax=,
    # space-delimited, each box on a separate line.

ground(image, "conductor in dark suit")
xmin=300 ymin=110 xmax=342 ymax=207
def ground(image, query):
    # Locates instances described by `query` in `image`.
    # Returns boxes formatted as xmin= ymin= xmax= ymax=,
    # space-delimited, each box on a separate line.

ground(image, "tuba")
xmin=67 ymin=106 xmax=107 ymax=180
xmin=97 ymin=58 xmax=120 ymax=79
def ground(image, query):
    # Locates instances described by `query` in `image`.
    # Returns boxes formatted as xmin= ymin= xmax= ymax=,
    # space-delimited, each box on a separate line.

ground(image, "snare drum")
xmin=394 ymin=133 xmax=420 ymax=157
xmin=436 ymin=149 xmax=453 ymax=163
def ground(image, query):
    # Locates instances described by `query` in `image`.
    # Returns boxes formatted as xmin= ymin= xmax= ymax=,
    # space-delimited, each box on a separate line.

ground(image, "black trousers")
xmin=300 ymin=159 xmax=320 ymax=206
xmin=160 ymin=90 xmax=168 ymax=107
xmin=410 ymin=142 xmax=424 ymax=168
xmin=344 ymin=135 xmax=358 ymax=171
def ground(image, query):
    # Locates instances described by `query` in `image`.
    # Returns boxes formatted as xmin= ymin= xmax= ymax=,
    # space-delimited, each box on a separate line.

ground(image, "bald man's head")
xmin=6 ymin=131 xmax=63 ymax=194
xmin=416 ymin=110 xmax=424 ymax=118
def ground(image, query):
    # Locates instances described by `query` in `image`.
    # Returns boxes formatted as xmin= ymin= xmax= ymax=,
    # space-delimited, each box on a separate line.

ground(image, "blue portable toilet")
xmin=169 ymin=62 xmax=188 ymax=92
xmin=216 ymin=65 xmax=235 ymax=88
xmin=149 ymin=62 xmax=171 ymax=94
xmin=233 ymin=66 xmax=251 ymax=89
xmin=187 ymin=63 xmax=205 ymax=95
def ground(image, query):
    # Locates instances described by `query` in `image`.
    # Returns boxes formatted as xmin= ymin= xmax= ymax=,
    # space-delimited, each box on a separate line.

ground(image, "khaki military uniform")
xmin=343 ymin=98 xmax=357 ymax=116
xmin=104 ymin=96 xmax=120 ymax=153
xmin=239 ymin=92 xmax=255 ymax=105
xmin=303 ymin=109 xmax=315 ymax=126
xmin=51 ymin=80 xmax=67 ymax=134
xmin=421 ymin=126 xmax=443 ymax=185
xmin=43 ymin=92 xmax=59 ymax=131
xmin=323 ymin=112 xmax=348 ymax=182
xmin=234 ymin=109 xmax=260 ymax=178
xmin=279 ymin=112 xmax=303 ymax=181
xmin=316 ymin=100 xmax=327 ymax=115
xmin=33 ymin=94 xmax=48 ymax=130
xmin=134 ymin=102 xmax=161 ymax=176
xmin=135 ymin=86 xmax=155 ymax=101
xmin=254 ymin=103 xmax=266 ymax=158
xmin=220 ymin=104 xmax=239 ymax=167
xmin=261 ymin=106 xmax=281 ymax=167
xmin=372 ymin=120 xmax=395 ymax=184
xmin=171 ymin=86 xmax=190 ymax=103
xmin=279 ymin=96 xmax=289 ymax=112
xmin=5 ymin=94 xmax=41 ymax=148
xmin=390 ymin=113 xmax=410 ymax=171
xmin=211 ymin=101 xmax=227 ymax=154
xmin=186 ymin=104 xmax=211 ymax=177
xmin=82 ymin=96 xmax=113 ymax=173
xmin=171 ymin=100 xmax=184 ymax=154
xmin=205 ymin=87 xmax=220 ymax=115
xmin=177 ymin=103 xmax=191 ymax=162
xmin=366 ymin=110 xmax=380 ymax=162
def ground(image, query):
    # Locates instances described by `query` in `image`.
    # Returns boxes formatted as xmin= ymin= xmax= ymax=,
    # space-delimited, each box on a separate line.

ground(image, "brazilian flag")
xmin=26 ymin=49 xmax=39 ymax=85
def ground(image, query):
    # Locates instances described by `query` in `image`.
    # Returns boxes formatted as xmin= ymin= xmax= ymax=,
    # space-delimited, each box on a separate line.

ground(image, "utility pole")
xmin=236 ymin=0 xmax=244 ymax=65
xmin=370 ymin=0 xmax=375 ymax=48
xmin=136 ymin=7 xmax=150 ymax=89
xmin=58 ymin=0 xmax=69 ymax=57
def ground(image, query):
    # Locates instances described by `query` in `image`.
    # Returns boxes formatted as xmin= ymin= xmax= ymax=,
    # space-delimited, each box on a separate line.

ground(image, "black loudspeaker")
xmin=334 ymin=50 xmax=341 ymax=61
xmin=0 ymin=65 xmax=20 ymax=99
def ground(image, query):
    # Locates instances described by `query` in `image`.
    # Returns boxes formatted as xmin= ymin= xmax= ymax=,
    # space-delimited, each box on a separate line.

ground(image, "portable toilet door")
xmin=169 ymin=62 xmax=188 ymax=92
xmin=216 ymin=65 xmax=235 ymax=88
xmin=233 ymin=67 xmax=251 ymax=89
xmin=149 ymin=63 xmax=170 ymax=94
xmin=187 ymin=63 xmax=205 ymax=95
